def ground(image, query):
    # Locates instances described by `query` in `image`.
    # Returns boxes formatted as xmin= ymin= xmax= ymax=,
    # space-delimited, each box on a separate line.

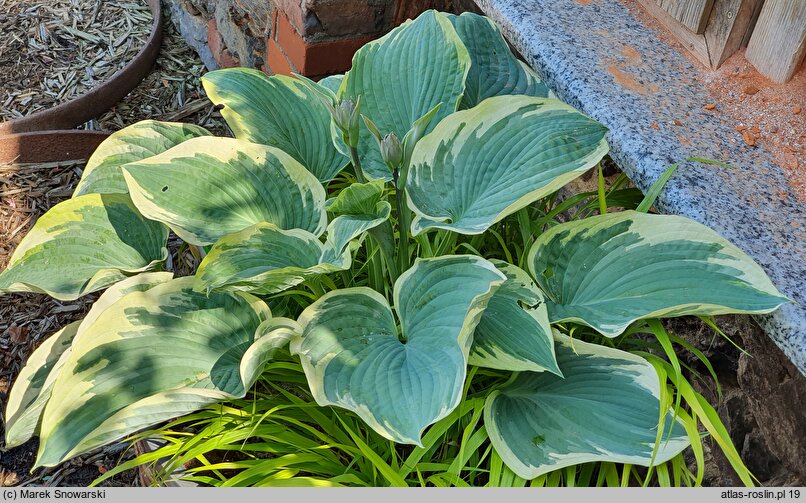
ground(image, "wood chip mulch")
xmin=0 ymin=0 xmax=152 ymax=121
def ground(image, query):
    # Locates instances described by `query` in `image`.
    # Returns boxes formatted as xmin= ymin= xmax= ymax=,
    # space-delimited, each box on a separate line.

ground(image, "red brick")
xmin=273 ymin=0 xmax=307 ymax=35
xmin=299 ymin=36 xmax=375 ymax=76
xmin=310 ymin=2 xmax=386 ymax=37
xmin=275 ymin=9 xmax=306 ymax=68
xmin=217 ymin=49 xmax=241 ymax=68
xmin=207 ymin=18 xmax=224 ymax=56
xmin=207 ymin=18 xmax=241 ymax=68
xmin=393 ymin=0 xmax=451 ymax=25
xmin=266 ymin=36 xmax=295 ymax=76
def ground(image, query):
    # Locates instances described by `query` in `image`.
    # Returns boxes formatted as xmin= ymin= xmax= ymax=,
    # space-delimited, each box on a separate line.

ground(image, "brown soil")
xmin=620 ymin=0 xmax=806 ymax=202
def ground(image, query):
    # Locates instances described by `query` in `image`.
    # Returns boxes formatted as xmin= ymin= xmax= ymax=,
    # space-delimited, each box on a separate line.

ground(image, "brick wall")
xmin=168 ymin=0 xmax=455 ymax=78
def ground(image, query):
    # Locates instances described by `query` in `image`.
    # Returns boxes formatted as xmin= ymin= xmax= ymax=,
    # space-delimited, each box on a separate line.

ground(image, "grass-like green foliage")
xmin=0 ymin=10 xmax=788 ymax=487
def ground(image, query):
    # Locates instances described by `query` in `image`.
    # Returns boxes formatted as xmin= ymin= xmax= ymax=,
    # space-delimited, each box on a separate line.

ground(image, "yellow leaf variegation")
xmin=202 ymin=69 xmax=349 ymax=182
xmin=340 ymin=10 xmax=471 ymax=180
xmin=528 ymin=211 xmax=790 ymax=336
xmin=485 ymin=335 xmax=690 ymax=479
xmin=30 ymin=276 xmax=296 ymax=468
xmin=73 ymin=120 xmax=212 ymax=196
xmin=0 ymin=194 xmax=169 ymax=301
xmin=291 ymin=256 xmax=505 ymax=445
xmin=122 ymin=137 xmax=327 ymax=246
xmin=407 ymin=95 xmax=609 ymax=236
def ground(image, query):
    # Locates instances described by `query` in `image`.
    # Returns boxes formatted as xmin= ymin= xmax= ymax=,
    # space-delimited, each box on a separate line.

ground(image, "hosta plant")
xmin=1 ymin=10 xmax=788 ymax=484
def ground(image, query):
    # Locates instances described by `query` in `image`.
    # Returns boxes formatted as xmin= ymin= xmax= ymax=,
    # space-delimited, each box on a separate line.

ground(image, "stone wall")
xmin=165 ymin=0 xmax=451 ymax=77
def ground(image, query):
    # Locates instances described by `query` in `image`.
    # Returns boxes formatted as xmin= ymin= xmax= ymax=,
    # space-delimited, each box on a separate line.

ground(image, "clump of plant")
xmin=1 ymin=10 xmax=788 ymax=486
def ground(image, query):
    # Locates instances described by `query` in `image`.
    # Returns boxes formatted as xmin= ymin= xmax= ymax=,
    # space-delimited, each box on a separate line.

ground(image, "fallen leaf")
xmin=7 ymin=324 xmax=29 ymax=345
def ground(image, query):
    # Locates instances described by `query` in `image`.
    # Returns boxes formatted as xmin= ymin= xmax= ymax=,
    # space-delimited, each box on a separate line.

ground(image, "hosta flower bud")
xmin=333 ymin=100 xmax=355 ymax=132
xmin=380 ymin=133 xmax=403 ymax=168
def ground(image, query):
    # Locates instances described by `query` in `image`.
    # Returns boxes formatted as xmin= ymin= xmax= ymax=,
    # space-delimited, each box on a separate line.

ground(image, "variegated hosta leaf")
xmin=195 ymin=183 xmax=390 ymax=295
xmin=470 ymin=261 xmax=560 ymax=374
xmin=321 ymin=202 xmax=391 ymax=264
xmin=195 ymin=177 xmax=389 ymax=295
xmin=123 ymin=137 xmax=327 ymax=246
xmin=0 ymin=194 xmax=169 ymax=301
xmin=4 ymin=322 xmax=80 ymax=448
xmin=340 ymin=10 xmax=470 ymax=179
xmin=448 ymin=12 xmax=549 ymax=108
xmin=73 ymin=120 xmax=211 ymax=196
xmin=291 ymin=255 xmax=505 ymax=444
xmin=202 ymin=69 xmax=348 ymax=181
xmin=407 ymin=96 xmax=609 ymax=236
xmin=325 ymin=180 xmax=386 ymax=216
xmin=3 ymin=272 xmax=174 ymax=448
xmin=528 ymin=211 xmax=790 ymax=337
xmin=485 ymin=335 xmax=690 ymax=479
xmin=321 ymin=179 xmax=391 ymax=262
xmin=35 ymin=277 xmax=296 ymax=467
xmin=194 ymin=223 xmax=347 ymax=295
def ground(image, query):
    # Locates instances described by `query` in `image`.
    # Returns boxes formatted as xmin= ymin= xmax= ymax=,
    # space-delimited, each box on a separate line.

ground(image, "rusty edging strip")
xmin=0 ymin=0 xmax=163 ymax=135
xmin=0 ymin=130 xmax=110 ymax=164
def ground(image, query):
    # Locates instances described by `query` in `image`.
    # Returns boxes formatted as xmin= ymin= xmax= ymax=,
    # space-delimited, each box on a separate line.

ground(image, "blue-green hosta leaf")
xmin=0 ymin=194 xmax=169 ymax=301
xmin=195 ymin=190 xmax=390 ymax=295
xmin=73 ymin=120 xmax=211 ymax=196
xmin=407 ymin=96 xmax=609 ymax=235
xmin=448 ymin=12 xmax=549 ymax=108
xmin=485 ymin=335 xmax=690 ymax=479
xmin=470 ymin=261 xmax=560 ymax=374
xmin=528 ymin=211 xmax=790 ymax=336
xmin=340 ymin=10 xmax=470 ymax=179
xmin=291 ymin=255 xmax=505 ymax=444
xmin=123 ymin=137 xmax=327 ymax=246
xmin=202 ymin=69 xmax=348 ymax=181
xmin=319 ymin=74 xmax=344 ymax=95
xmin=35 ymin=277 xmax=296 ymax=467
xmin=3 ymin=272 xmax=173 ymax=448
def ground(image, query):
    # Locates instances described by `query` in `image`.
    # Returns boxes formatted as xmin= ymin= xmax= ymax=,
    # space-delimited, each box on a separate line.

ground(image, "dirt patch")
xmin=619 ymin=0 xmax=806 ymax=202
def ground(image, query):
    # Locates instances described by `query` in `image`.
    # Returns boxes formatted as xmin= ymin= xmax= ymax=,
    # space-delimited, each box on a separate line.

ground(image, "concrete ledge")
xmin=474 ymin=0 xmax=806 ymax=374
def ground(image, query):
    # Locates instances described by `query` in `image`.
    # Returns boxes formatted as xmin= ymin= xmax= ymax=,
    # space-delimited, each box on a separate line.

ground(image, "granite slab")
xmin=474 ymin=0 xmax=806 ymax=374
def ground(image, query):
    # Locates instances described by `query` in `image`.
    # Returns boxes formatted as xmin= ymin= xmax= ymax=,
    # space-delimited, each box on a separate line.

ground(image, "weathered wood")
xmin=746 ymin=0 xmax=806 ymax=83
xmin=657 ymin=0 xmax=714 ymax=33
xmin=705 ymin=0 xmax=764 ymax=68
xmin=637 ymin=0 xmax=765 ymax=69
xmin=638 ymin=0 xmax=711 ymax=64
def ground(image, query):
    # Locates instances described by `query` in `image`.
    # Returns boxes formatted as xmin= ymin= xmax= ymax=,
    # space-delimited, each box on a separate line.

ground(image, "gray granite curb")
xmin=474 ymin=0 xmax=805 ymax=374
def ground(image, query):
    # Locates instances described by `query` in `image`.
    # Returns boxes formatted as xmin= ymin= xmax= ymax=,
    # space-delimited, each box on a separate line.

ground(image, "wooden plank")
xmin=637 ymin=0 xmax=711 ymax=66
xmin=657 ymin=0 xmax=714 ymax=33
xmin=704 ymin=0 xmax=764 ymax=68
xmin=746 ymin=0 xmax=806 ymax=82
